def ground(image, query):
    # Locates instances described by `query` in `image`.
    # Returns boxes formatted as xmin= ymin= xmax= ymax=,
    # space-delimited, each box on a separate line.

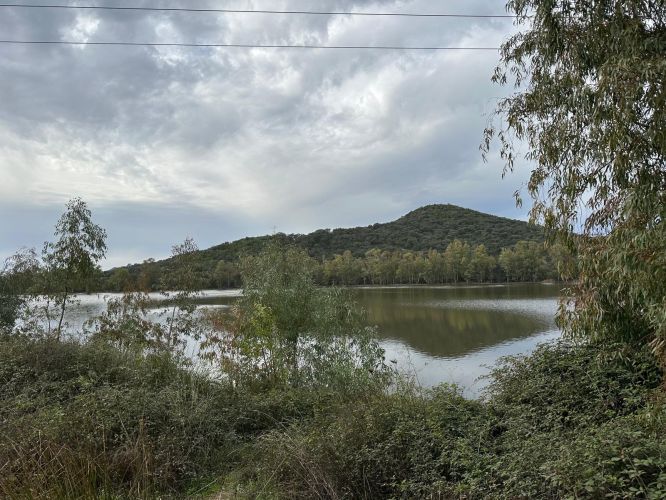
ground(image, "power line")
xmin=0 ymin=40 xmax=500 ymax=50
xmin=0 ymin=3 xmax=517 ymax=18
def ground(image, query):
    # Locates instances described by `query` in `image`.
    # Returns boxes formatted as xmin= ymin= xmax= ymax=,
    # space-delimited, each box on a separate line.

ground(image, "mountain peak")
xmin=112 ymin=204 xmax=544 ymax=285
xmin=192 ymin=204 xmax=540 ymax=262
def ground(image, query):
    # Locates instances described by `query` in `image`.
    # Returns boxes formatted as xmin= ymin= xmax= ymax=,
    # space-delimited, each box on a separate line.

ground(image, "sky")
xmin=0 ymin=0 xmax=533 ymax=268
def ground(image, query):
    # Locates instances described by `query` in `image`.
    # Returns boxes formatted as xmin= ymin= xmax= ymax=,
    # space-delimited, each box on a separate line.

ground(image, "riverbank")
xmin=92 ymin=280 xmax=571 ymax=295
xmin=22 ymin=284 xmax=562 ymax=396
xmin=1 ymin=334 xmax=663 ymax=498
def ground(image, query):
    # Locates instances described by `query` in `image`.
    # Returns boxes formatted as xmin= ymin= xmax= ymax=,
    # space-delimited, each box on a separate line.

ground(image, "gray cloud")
xmin=0 ymin=0 xmax=529 ymax=267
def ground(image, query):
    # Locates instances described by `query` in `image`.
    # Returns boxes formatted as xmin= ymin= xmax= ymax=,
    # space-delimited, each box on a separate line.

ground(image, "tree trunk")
xmin=56 ymin=289 xmax=68 ymax=341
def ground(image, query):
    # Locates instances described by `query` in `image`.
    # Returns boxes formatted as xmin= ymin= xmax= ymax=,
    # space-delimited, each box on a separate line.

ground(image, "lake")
xmin=354 ymin=284 xmax=560 ymax=396
xmin=47 ymin=283 xmax=561 ymax=397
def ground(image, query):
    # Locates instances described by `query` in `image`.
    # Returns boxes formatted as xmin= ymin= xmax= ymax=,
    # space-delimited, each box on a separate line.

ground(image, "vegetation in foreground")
xmin=1 ymin=335 xmax=664 ymax=499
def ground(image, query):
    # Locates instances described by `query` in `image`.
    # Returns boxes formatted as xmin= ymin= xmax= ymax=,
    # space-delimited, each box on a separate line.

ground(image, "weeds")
xmin=1 ymin=336 xmax=664 ymax=499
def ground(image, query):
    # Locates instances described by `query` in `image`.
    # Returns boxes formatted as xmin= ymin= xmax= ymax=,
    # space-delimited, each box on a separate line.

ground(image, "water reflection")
xmin=30 ymin=284 xmax=560 ymax=397
xmin=354 ymin=285 xmax=558 ymax=358
xmin=352 ymin=285 xmax=561 ymax=396
xmin=365 ymin=304 xmax=548 ymax=358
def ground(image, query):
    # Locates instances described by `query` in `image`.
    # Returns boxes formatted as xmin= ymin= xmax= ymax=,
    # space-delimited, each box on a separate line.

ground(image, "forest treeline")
xmin=104 ymin=238 xmax=574 ymax=291
xmin=104 ymin=203 xmax=549 ymax=290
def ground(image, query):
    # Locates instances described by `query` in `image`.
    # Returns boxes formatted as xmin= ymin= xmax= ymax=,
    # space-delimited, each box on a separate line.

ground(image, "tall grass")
xmin=1 ymin=335 xmax=664 ymax=499
xmin=0 ymin=336 xmax=234 ymax=498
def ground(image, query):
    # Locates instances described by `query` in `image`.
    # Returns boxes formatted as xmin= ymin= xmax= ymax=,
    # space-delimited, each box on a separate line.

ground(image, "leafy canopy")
xmin=484 ymin=0 xmax=666 ymax=358
xmin=44 ymin=197 xmax=107 ymax=287
xmin=202 ymin=241 xmax=388 ymax=390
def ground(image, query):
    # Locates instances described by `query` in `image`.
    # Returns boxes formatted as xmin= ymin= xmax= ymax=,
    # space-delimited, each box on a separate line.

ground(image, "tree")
xmin=396 ymin=251 xmax=418 ymax=284
xmin=426 ymin=249 xmax=447 ymax=284
xmin=0 ymin=248 xmax=40 ymax=333
xmin=89 ymin=238 xmax=205 ymax=357
xmin=159 ymin=238 xmax=204 ymax=351
xmin=324 ymin=250 xmax=364 ymax=285
xmin=364 ymin=249 xmax=384 ymax=285
xmin=214 ymin=260 xmax=240 ymax=288
xmin=136 ymin=258 xmax=160 ymax=292
xmin=444 ymin=240 xmax=471 ymax=283
xmin=547 ymin=243 xmax=576 ymax=281
xmin=201 ymin=241 xmax=387 ymax=389
xmin=498 ymin=247 xmax=517 ymax=282
xmin=467 ymin=244 xmax=496 ymax=283
xmin=43 ymin=198 xmax=107 ymax=340
xmin=483 ymin=1 xmax=665 ymax=358
xmin=108 ymin=268 xmax=133 ymax=292
xmin=88 ymin=291 xmax=163 ymax=352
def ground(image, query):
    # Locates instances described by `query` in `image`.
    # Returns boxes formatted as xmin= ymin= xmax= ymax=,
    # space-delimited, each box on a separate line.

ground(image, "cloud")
xmin=0 ymin=0 xmax=530 ymax=266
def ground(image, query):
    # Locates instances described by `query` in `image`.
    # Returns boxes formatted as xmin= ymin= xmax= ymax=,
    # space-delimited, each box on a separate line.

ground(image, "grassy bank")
xmin=1 ymin=335 xmax=664 ymax=499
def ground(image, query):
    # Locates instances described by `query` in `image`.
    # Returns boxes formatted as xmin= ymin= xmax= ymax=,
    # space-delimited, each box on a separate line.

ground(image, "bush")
xmin=245 ymin=341 xmax=663 ymax=499
xmin=1 ymin=336 xmax=664 ymax=499
xmin=0 ymin=335 xmax=375 ymax=498
xmin=548 ymin=408 xmax=666 ymax=499
xmin=474 ymin=342 xmax=663 ymax=497
xmin=247 ymin=385 xmax=487 ymax=499
xmin=0 ymin=336 xmax=238 ymax=497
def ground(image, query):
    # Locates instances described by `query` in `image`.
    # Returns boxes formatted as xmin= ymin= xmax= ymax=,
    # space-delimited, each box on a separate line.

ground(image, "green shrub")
xmin=471 ymin=341 xmax=663 ymax=498
xmin=247 ymin=385 xmax=487 ymax=499
xmin=0 ymin=336 xmax=238 ymax=497
xmin=485 ymin=342 xmax=661 ymax=432
xmin=244 ymin=341 xmax=664 ymax=499
xmin=2 ymin=336 xmax=664 ymax=499
xmin=0 ymin=336 xmax=371 ymax=498
xmin=547 ymin=408 xmax=666 ymax=499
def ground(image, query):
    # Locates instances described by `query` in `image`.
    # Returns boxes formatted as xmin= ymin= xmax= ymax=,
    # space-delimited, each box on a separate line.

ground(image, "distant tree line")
xmin=103 ymin=239 xmax=575 ymax=291
xmin=100 ymin=204 xmax=554 ymax=291
xmin=321 ymin=239 xmax=573 ymax=286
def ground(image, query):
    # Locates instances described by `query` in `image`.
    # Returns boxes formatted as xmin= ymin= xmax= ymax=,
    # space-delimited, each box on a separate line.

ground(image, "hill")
xmin=185 ymin=204 xmax=542 ymax=262
xmin=296 ymin=204 xmax=543 ymax=257
xmin=115 ymin=204 xmax=543 ymax=278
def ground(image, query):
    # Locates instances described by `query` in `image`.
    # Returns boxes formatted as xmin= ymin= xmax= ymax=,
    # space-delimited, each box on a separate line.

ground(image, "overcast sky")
xmin=0 ymin=0 xmax=532 ymax=268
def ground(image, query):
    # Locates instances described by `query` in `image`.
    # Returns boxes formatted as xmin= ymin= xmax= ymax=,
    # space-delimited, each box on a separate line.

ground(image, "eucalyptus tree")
xmin=324 ymin=250 xmax=363 ymax=285
xmin=202 ymin=241 xmax=387 ymax=389
xmin=467 ymin=245 xmax=496 ymax=283
xmin=498 ymin=247 xmax=517 ymax=283
xmin=42 ymin=198 xmax=107 ymax=340
xmin=426 ymin=249 xmax=447 ymax=284
xmin=0 ymin=248 xmax=40 ymax=333
xmin=444 ymin=240 xmax=471 ymax=283
xmin=484 ymin=0 xmax=665 ymax=358
xmin=214 ymin=259 xmax=240 ymax=288
xmin=364 ymin=249 xmax=384 ymax=285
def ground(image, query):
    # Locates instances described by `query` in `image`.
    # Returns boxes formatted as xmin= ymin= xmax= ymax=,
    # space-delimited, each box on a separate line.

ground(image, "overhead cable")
xmin=0 ymin=3 xmax=518 ymax=18
xmin=0 ymin=40 xmax=500 ymax=50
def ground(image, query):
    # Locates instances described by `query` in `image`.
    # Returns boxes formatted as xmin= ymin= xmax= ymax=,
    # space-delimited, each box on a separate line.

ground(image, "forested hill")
xmin=296 ymin=204 xmax=543 ymax=257
xmin=131 ymin=204 xmax=542 ymax=269
xmin=103 ymin=204 xmax=547 ymax=289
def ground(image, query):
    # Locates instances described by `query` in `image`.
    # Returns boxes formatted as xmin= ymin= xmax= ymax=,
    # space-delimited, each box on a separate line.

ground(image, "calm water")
xmin=46 ymin=284 xmax=561 ymax=397
xmin=354 ymin=285 xmax=560 ymax=396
